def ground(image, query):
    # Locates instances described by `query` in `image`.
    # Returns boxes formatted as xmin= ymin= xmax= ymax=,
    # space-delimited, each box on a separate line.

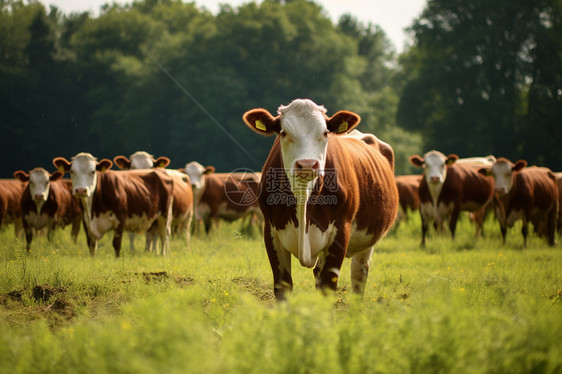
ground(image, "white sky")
xmin=40 ymin=0 xmax=427 ymax=52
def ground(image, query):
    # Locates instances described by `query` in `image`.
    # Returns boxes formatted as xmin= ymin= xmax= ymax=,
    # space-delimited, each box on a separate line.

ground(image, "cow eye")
xmin=279 ymin=130 xmax=287 ymax=138
xmin=324 ymin=130 xmax=328 ymax=137
xmin=91 ymin=171 xmax=95 ymax=175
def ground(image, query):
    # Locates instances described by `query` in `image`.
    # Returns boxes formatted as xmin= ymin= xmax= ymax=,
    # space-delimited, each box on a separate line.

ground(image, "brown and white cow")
xmin=53 ymin=153 xmax=174 ymax=257
xmin=478 ymin=158 xmax=558 ymax=246
xmin=0 ymin=179 xmax=26 ymax=238
xmin=409 ymin=151 xmax=494 ymax=247
xmin=242 ymin=99 xmax=398 ymax=300
xmin=14 ymin=168 xmax=82 ymax=250
xmin=394 ymin=174 xmax=422 ymax=225
xmin=113 ymin=152 xmax=194 ymax=251
xmin=181 ymin=161 xmax=262 ymax=234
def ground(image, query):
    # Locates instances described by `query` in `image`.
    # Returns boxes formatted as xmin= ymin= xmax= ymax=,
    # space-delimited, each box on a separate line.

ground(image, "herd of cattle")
xmin=0 ymin=99 xmax=559 ymax=299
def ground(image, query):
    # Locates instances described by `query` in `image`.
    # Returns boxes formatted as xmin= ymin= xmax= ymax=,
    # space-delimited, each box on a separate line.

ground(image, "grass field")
xmin=0 ymin=214 xmax=561 ymax=373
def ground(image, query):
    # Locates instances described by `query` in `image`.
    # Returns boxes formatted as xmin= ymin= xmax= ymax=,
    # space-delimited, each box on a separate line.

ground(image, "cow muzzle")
xmin=495 ymin=187 xmax=508 ymax=196
xmin=293 ymin=159 xmax=321 ymax=180
xmin=429 ymin=176 xmax=441 ymax=184
xmin=34 ymin=194 xmax=46 ymax=201
xmin=74 ymin=187 xmax=88 ymax=197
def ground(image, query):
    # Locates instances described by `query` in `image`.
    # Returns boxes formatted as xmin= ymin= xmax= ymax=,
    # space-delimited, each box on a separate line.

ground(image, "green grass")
xmin=0 ymin=214 xmax=561 ymax=374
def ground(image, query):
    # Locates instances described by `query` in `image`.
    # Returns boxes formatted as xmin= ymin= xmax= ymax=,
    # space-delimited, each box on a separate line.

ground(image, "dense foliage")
xmin=0 ymin=0 xmax=419 ymax=176
xmin=1 ymin=0 xmax=560 ymax=177
xmin=398 ymin=0 xmax=562 ymax=168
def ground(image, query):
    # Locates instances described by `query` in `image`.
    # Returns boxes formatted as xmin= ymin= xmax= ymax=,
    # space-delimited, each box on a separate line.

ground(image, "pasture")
xmin=0 ymin=215 xmax=561 ymax=373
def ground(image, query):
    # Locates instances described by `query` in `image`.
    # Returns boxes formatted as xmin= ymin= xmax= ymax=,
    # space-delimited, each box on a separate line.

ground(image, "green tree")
xmin=398 ymin=0 xmax=562 ymax=170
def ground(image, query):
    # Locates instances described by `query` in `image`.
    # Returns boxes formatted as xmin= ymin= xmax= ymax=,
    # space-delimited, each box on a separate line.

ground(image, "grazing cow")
xmin=242 ymin=99 xmax=398 ymax=300
xmin=409 ymin=151 xmax=494 ymax=247
xmin=53 ymin=153 xmax=174 ymax=257
xmin=0 ymin=179 xmax=26 ymax=238
xmin=13 ymin=168 xmax=82 ymax=250
xmin=181 ymin=161 xmax=262 ymax=234
xmin=478 ymin=158 xmax=558 ymax=246
xmin=394 ymin=174 xmax=422 ymax=225
xmin=113 ymin=152 xmax=193 ymax=251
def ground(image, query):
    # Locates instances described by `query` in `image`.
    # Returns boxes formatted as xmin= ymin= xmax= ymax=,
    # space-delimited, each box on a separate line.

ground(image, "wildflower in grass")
xmin=121 ymin=321 xmax=132 ymax=330
xmin=224 ymin=291 xmax=229 ymax=296
xmin=459 ymin=288 xmax=466 ymax=293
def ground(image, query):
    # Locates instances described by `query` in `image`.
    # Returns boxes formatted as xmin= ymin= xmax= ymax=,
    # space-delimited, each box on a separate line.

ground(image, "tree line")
xmin=1 ymin=0 xmax=560 ymax=178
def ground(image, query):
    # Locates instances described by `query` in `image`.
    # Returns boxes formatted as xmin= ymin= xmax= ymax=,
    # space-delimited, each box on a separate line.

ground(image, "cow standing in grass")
xmin=53 ymin=153 xmax=174 ymax=256
xmin=479 ymin=158 xmax=558 ymax=246
xmin=0 ymin=179 xmax=26 ymax=238
xmin=242 ymin=99 xmax=398 ymax=300
xmin=14 ymin=168 xmax=82 ymax=251
xmin=409 ymin=151 xmax=494 ymax=247
xmin=114 ymin=151 xmax=193 ymax=252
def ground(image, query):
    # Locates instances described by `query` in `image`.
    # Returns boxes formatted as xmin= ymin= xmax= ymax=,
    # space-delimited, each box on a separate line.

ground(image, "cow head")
xmin=409 ymin=151 xmax=459 ymax=185
xmin=478 ymin=157 xmax=527 ymax=196
xmin=182 ymin=161 xmax=215 ymax=191
xmin=53 ymin=153 xmax=112 ymax=198
xmin=14 ymin=168 xmax=63 ymax=202
xmin=243 ymin=99 xmax=360 ymax=187
xmin=114 ymin=151 xmax=170 ymax=170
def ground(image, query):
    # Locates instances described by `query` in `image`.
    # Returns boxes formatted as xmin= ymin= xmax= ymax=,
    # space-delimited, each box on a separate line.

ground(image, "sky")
xmin=39 ymin=0 xmax=427 ymax=52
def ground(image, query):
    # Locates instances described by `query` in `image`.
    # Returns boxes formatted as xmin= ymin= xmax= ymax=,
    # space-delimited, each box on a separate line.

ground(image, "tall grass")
xmin=0 ymin=214 xmax=560 ymax=373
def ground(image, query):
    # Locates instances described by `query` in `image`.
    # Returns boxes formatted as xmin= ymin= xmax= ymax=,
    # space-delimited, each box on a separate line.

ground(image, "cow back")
xmin=432 ymin=163 xmax=493 ymax=207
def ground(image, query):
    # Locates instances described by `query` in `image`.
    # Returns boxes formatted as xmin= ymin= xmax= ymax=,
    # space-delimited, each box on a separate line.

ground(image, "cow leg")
xmin=265 ymin=224 xmax=292 ymax=300
xmin=14 ymin=218 xmax=24 ymax=240
xmin=500 ymin=224 xmax=507 ymax=244
xmin=185 ymin=212 xmax=193 ymax=253
xmin=71 ymin=219 xmax=80 ymax=244
xmin=316 ymin=226 xmax=349 ymax=294
xmin=112 ymin=228 xmax=123 ymax=257
xmin=448 ymin=208 xmax=460 ymax=239
xmin=521 ymin=221 xmax=529 ymax=247
xmin=350 ymin=246 xmax=375 ymax=297
xmin=128 ymin=233 xmax=137 ymax=253
xmin=472 ymin=208 xmax=485 ymax=238
xmin=87 ymin=234 xmax=97 ymax=256
xmin=23 ymin=221 xmax=33 ymax=252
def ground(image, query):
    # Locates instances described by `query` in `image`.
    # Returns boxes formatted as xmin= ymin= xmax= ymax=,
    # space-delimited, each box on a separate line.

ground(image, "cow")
xmin=53 ymin=153 xmax=174 ymax=257
xmin=242 ymin=99 xmax=398 ymax=300
xmin=409 ymin=151 xmax=494 ymax=247
xmin=478 ymin=158 xmax=558 ymax=246
xmin=113 ymin=152 xmax=194 ymax=252
xmin=181 ymin=161 xmax=262 ymax=234
xmin=0 ymin=179 xmax=26 ymax=238
xmin=13 ymin=168 xmax=82 ymax=251
xmin=394 ymin=174 xmax=422 ymax=225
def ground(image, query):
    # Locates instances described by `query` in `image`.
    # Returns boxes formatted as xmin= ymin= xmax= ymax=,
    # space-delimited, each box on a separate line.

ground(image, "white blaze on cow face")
xmin=184 ymin=162 xmax=207 ymax=190
xmin=488 ymin=160 xmax=529 ymax=196
xmin=278 ymin=100 xmax=329 ymax=185
xmin=130 ymin=151 xmax=155 ymax=169
xmin=70 ymin=153 xmax=98 ymax=198
xmin=29 ymin=169 xmax=51 ymax=202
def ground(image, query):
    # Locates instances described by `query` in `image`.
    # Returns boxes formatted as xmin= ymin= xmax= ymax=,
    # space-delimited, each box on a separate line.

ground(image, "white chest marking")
xmin=90 ymin=211 xmax=119 ymax=239
xmin=274 ymin=221 xmax=337 ymax=268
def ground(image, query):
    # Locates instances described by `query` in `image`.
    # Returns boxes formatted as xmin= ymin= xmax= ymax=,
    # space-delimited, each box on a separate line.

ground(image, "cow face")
xmin=53 ymin=153 xmax=112 ymax=198
xmin=482 ymin=158 xmax=527 ymax=196
xmin=410 ymin=151 xmax=459 ymax=185
xmin=114 ymin=151 xmax=170 ymax=170
xmin=183 ymin=161 xmax=215 ymax=191
xmin=15 ymin=168 xmax=63 ymax=202
xmin=243 ymin=99 xmax=360 ymax=185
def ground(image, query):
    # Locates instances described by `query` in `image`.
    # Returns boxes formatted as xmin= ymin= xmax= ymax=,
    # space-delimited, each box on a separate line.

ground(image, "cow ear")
xmin=243 ymin=108 xmax=280 ymax=135
xmin=204 ymin=166 xmax=215 ymax=174
xmin=113 ymin=156 xmax=130 ymax=169
xmin=513 ymin=160 xmax=527 ymax=171
xmin=97 ymin=159 xmax=113 ymax=172
xmin=446 ymin=154 xmax=459 ymax=165
xmin=13 ymin=170 xmax=29 ymax=182
xmin=53 ymin=157 xmax=71 ymax=174
xmin=326 ymin=111 xmax=361 ymax=135
xmin=409 ymin=155 xmax=425 ymax=168
xmin=154 ymin=156 xmax=170 ymax=168
xmin=178 ymin=167 xmax=185 ymax=173
xmin=478 ymin=168 xmax=492 ymax=176
xmin=50 ymin=171 xmax=63 ymax=181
